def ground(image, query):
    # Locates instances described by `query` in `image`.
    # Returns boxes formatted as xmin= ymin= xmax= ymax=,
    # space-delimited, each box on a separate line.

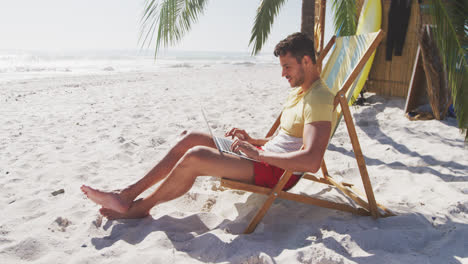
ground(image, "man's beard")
xmin=291 ymin=67 xmax=305 ymax=87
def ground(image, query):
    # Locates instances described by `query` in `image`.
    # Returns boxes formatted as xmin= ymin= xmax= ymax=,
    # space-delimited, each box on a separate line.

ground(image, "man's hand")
xmin=225 ymin=128 xmax=253 ymax=143
xmin=230 ymin=139 xmax=263 ymax=161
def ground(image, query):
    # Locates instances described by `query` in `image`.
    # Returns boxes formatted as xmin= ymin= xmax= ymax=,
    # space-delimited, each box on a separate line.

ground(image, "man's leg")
xmin=81 ymin=131 xmax=217 ymax=213
xmin=100 ymin=146 xmax=255 ymax=219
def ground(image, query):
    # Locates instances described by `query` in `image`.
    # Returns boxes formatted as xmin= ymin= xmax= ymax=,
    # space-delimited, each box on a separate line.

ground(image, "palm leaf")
xmin=140 ymin=0 xmax=209 ymax=57
xmin=331 ymin=0 xmax=357 ymax=36
xmin=249 ymin=0 xmax=287 ymax=55
xmin=428 ymin=0 xmax=468 ymax=139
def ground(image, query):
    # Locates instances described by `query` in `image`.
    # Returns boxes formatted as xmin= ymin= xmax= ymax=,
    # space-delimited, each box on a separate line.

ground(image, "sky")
xmin=0 ymin=0 xmax=334 ymax=53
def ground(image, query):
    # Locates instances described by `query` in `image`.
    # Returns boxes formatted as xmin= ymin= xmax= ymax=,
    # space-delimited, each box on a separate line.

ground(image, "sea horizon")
xmin=0 ymin=48 xmax=278 ymax=83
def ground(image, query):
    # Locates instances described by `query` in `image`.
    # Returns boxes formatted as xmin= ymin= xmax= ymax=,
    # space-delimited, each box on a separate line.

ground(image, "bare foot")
xmin=99 ymin=199 xmax=150 ymax=220
xmin=81 ymin=185 xmax=131 ymax=213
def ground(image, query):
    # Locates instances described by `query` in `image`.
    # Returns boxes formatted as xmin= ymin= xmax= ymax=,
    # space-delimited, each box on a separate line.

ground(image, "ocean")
xmin=0 ymin=49 xmax=278 ymax=83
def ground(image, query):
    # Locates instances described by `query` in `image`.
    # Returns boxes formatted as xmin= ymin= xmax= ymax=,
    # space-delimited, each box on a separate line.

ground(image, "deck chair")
xmin=221 ymin=30 xmax=394 ymax=234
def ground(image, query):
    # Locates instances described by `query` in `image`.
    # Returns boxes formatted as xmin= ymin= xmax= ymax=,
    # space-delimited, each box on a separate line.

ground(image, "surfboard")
xmin=349 ymin=0 xmax=382 ymax=104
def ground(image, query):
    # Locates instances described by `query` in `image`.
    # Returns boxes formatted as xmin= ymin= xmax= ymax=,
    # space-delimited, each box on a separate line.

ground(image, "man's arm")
xmin=225 ymin=128 xmax=272 ymax=146
xmin=250 ymin=136 xmax=274 ymax=146
xmin=232 ymin=121 xmax=331 ymax=173
xmin=259 ymin=121 xmax=331 ymax=172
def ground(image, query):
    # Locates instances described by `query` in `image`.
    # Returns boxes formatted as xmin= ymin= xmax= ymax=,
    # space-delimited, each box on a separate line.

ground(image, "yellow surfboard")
xmin=350 ymin=0 xmax=382 ymax=104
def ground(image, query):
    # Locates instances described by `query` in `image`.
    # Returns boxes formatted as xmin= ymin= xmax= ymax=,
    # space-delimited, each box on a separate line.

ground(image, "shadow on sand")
xmin=91 ymin=193 xmax=468 ymax=264
xmin=329 ymin=94 xmax=468 ymax=182
xmin=90 ymin=95 xmax=467 ymax=263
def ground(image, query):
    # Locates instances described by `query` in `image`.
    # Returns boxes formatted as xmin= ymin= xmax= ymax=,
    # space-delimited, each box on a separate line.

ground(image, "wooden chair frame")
xmin=221 ymin=30 xmax=394 ymax=234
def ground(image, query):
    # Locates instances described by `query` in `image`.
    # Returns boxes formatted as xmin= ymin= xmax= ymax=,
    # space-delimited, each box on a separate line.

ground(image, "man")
xmin=81 ymin=32 xmax=335 ymax=220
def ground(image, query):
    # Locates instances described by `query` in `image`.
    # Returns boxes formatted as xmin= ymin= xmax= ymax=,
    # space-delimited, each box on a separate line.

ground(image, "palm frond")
xmin=331 ymin=0 xmax=357 ymax=36
xmin=249 ymin=0 xmax=287 ymax=55
xmin=428 ymin=0 xmax=468 ymax=139
xmin=139 ymin=0 xmax=209 ymax=57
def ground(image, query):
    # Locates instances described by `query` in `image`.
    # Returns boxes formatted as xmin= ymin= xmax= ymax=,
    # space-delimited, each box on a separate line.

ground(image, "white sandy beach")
xmin=1 ymin=64 xmax=467 ymax=263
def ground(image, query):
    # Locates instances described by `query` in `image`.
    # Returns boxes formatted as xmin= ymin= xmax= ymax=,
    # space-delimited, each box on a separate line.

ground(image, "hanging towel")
xmin=386 ymin=0 xmax=412 ymax=60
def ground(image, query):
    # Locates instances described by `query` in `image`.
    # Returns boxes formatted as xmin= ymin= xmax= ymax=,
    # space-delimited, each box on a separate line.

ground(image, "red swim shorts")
xmin=253 ymin=161 xmax=301 ymax=191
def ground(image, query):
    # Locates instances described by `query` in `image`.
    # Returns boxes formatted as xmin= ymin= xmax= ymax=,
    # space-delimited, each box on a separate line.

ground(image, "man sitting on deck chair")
xmin=81 ymin=32 xmax=335 ymax=220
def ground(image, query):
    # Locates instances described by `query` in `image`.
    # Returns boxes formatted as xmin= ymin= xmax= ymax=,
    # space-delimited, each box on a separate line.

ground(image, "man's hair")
xmin=274 ymin=32 xmax=316 ymax=64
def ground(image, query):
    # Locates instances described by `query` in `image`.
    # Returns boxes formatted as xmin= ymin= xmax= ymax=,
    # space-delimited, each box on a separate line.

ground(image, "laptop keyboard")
xmin=214 ymin=136 xmax=258 ymax=162
xmin=215 ymin=137 xmax=234 ymax=152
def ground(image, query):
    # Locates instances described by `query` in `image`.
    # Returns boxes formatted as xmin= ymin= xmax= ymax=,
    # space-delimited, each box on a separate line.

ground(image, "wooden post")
xmin=221 ymin=178 xmax=371 ymax=217
xmin=243 ymin=170 xmax=295 ymax=234
xmin=321 ymin=160 xmax=329 ymax=178
xmin=319 ymin=0 xmax=326 ymax=52
xmin=317 ymin=36 xmax=336 ymax=71
xmin=405 ymin=46 xmax=425 ymax=113
xmin=266 ymin=113 xmax=281 ymax=138
xmin=338 ymin=92 xmax=379 ymax=218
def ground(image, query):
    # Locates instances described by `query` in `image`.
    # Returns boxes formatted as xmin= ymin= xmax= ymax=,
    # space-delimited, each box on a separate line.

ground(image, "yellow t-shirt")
xmin=280 ymin=79 xmax=335 ymax=138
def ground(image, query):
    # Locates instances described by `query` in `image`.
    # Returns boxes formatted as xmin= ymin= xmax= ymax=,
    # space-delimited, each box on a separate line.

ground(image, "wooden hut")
xmin=366 ymin=0 xmax=421 ymax=98
xmin=312 ymin=0 xmax=449 ymax=119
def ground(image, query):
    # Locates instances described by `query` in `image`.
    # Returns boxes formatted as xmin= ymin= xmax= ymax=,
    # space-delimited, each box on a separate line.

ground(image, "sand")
xmin=1 ymin=65 xmax=467 ymax=264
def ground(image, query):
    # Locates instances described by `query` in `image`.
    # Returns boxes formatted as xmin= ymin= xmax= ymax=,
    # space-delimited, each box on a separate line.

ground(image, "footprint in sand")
xmin=121 ymin=142 xmax=136 ymax=150
xmin=150 ymin=137 xmax=166 ymax=147
xmin=98 ymin=134 xmax=110 ymax=140
xmin=1 ymin=238 xmax=47 ymax=261
xmin=202 ymin=198 xmax=217 ymax=212
xmin=168 ymin=123 xmax=185 ymax=129
xmin=184 ymin=192 xmax=198 ymax=203
xmin=112 ymin=153 xmax=133 ymax=163
xmin=49 ymin=217 xmax=72 ymax=232
xmin=211 ymin=182 xmax=226 ymax=192
xmin=187 ymin=114 xmax=198 ymax=121
xmin=19 ymin=163 xmax=32 ymax=170
xmin=88 ymin=161 xmax=100 ymax=169
xmin=242 ymin=253 xmax=275 ymax=264
xmin=78 ymin=165 xmax=92 ymax=173
xmin=449 ymin=201 xmax=468 ymax=215
xmin=0 ymin=225 xmax=11 ymax=238
xmin=75 ymin=174 xmax=88 ymax=181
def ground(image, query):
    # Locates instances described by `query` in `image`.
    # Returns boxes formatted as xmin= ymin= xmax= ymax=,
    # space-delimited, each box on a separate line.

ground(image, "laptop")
xmin=201 ymin=107 xmax=259 ymax=162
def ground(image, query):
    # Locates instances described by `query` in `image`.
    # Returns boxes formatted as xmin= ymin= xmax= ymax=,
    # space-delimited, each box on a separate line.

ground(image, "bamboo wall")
xmin=366 ymin=0 xmax=421 ymax=98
